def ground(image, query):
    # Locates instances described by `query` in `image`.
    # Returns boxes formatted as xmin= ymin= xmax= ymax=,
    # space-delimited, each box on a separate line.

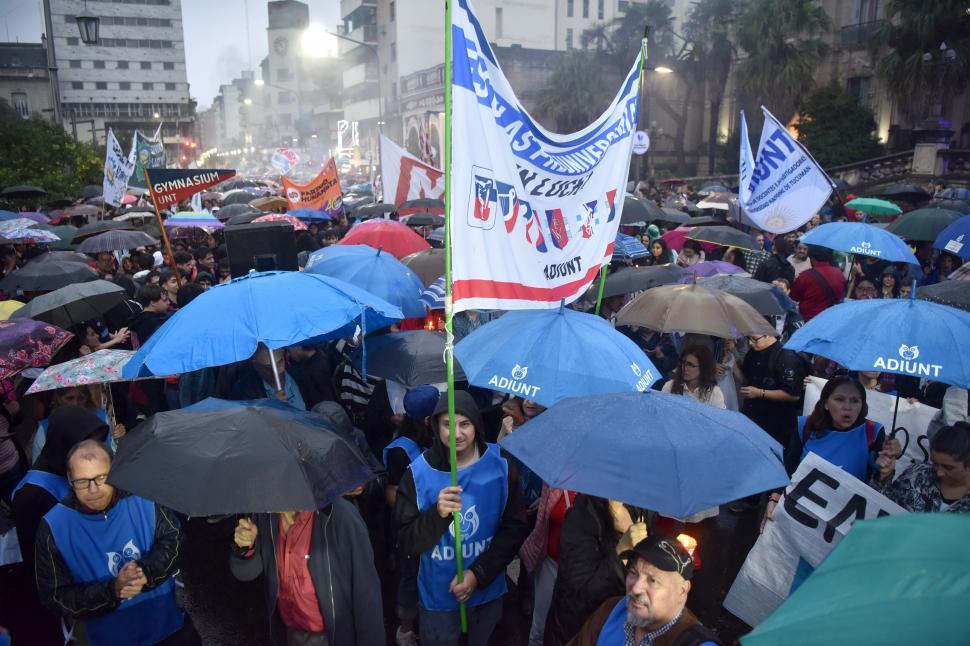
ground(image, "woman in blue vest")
xmin=395 ymin=390 xmax=529 ymax=646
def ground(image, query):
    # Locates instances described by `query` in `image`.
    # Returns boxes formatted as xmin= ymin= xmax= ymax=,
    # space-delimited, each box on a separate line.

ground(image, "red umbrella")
xmin=338 ymin=220 xmax=431 ymax=259
xmin=252 ymin=213 xmax=308 ymax=231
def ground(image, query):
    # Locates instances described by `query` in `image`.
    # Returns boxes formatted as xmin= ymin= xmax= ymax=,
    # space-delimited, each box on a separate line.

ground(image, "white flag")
xmin=379 ymin=134 xmax=443 ymax=206
xmin=450 ymin=0 xmax=641 ymax=312
xmin=739 ymin=107 xmax=833 ymax=234
xmin=103 ymin=128 xmax=134 ymax=207
xmin=738 ymin=110 xmax=755 ymax=206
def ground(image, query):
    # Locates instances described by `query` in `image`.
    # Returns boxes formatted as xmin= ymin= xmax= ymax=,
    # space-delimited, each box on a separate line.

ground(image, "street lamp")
xmin=75 ymin=4 xmax=101 ymax=45
xmin=254 ymin=78 xmax=265 ymax=87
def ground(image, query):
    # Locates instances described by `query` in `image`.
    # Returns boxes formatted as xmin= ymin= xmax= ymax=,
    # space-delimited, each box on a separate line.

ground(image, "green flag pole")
xmin=442 ymin=0 xmax=468 ymax=633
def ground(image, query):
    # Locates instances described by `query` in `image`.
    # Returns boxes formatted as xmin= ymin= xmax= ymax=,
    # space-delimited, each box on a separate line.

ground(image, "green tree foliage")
xmin=0 ymin=100 xmax=101 ymax=201
xmin=795 ymin=84 xmax=883 ymax=168
xmin=735 ymin=0 xmax=830 ymax=123
xmin=535 ymin=50 xmax=611 ymax=133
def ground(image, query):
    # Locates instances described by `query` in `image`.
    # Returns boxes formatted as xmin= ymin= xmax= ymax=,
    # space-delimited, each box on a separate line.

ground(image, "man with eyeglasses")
xmin=569 ymin=535 xmax=721 ymax=645
xmin=34 ymin=439 xmax=200 ymax=645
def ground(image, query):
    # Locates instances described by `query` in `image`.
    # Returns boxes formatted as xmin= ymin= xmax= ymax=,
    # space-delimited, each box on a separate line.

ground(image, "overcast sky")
xmin=2 ymin=0 xmax=341 ymax=110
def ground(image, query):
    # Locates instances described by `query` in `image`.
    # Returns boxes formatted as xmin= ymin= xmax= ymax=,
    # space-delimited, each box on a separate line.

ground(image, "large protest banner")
xmin=723 ymin=453 xmax=906 ymax=627
xmin=449 ymin=0 xmax=641 ymax=312
xmin=803 ymin=377 xmax=940 ymax=480
xmin=380 ymin=134 xmax=444 ymax=206
xmin=103 ymin=128 xmax=135 ymax=207
xmin=145 ymin=168 xmax=236 ymax=209
xmin=738 ymin=108 xmax=832 ymax=234
xmin=128 ymin=129 xmax=166 ymax=190
xmin=281 ymin=159 xmax=344 ymax=216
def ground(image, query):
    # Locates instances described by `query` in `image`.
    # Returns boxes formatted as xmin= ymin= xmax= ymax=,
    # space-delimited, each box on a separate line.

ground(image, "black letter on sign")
xmin=823 ymin=494 xmax=868 ymax=543
xmin=783 ymin=469 xmax=838 ymax=529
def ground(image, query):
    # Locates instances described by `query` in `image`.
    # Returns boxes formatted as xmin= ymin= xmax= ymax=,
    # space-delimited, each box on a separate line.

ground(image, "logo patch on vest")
xmin=106 ymin=539 xmax=142 ymax=576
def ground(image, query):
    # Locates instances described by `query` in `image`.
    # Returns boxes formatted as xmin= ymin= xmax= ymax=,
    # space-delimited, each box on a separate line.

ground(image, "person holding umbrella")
xmin=789 ymin=246 xmax=845 ymax=321
xmin=753 ymin=238 xmax=795 ymax=285
xmin=395 ymin=390 xmax=529 ymax=646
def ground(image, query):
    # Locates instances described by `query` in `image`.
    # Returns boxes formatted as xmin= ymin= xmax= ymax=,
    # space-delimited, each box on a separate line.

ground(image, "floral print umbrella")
xmin=0 ymin=319 xmax=73 ymax=381
xmin=25 ymin=349 xmax=140 ymax=394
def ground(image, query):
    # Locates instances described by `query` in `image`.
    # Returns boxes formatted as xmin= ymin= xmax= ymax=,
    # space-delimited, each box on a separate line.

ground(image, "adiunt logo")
xmin=848 ymin=240 xmax=881 ymax=257
xmin=448 ymin=505 xmax=480 ymax=540
xmin=511 ymin=364 xmax=528 ymax=380
xmin=488 ymin=364 xmax=541 ymax=398
xmin=872 ymin=343 xmax=942 ymax=377
xmin=106 ymin=539 xmax=142 ymax=577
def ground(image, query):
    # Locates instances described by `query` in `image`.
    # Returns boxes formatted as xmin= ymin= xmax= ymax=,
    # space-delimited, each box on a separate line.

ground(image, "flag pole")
xmin=442 ymin=0 xmax=468 ymax=633
xmin=144 ymin=168 xmax=183 ymax=289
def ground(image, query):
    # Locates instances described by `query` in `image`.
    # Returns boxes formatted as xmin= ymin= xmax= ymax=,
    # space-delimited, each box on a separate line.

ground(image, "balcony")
xmin=341 ymin=0 xmax=376 ymax=18
xmin=342 ymin=97 xmax=380 ymax=122
xmin=343 ymin=61 xmax=378 ymax=89
xmin=840 ymin=20 xmax=885 ymax=50
xmin=346 ymin=23 xmax=377 ymax=46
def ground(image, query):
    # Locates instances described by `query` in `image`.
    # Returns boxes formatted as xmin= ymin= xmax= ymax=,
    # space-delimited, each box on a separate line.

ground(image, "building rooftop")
xmin=0 ymin=43 xmax=47 ymax=70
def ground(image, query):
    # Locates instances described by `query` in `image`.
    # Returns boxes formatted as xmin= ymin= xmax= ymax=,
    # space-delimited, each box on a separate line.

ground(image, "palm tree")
xmin=735 ymin=0 xmax=831 ymax=124
xmin=535 ymin=50 xmax=611 ymax=132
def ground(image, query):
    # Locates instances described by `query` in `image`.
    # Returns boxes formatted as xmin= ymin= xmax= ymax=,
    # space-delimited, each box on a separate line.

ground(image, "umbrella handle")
xmin=269 ymin=347 xmax=283 ymax=392
xmin=889 ymin=426 xmax=910 ymax=459
xmin=917 ymin=435 xmax=931 ymax=464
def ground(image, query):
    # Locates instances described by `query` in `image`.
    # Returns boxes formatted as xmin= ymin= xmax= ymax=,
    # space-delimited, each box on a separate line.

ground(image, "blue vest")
xmin=596 ymin=597 xmax=629 ymax=645
xmin=383 ymin=436 xmax=421 ymax=468
xmin=411 ymin=444 xmax=509 ymax=612
xmin=43 ymin=496 xmax=183 ymax=646
xmin=799 ymin=416 xmax=880 ymax=481
xmin=12 ymin=470 xmax=69 ymax=502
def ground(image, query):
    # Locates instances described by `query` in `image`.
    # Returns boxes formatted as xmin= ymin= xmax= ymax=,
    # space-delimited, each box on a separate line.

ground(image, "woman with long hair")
xmin=878 ymin=267 xmax=899 ymax=299
xmin=661 ymin=345 xmax=725 ymax=409
xmin=648 ymin=238 xmax=676 ymax=266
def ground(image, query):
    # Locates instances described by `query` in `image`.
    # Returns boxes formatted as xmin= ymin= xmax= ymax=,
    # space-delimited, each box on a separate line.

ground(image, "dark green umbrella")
xmin=916 ymin=280 xmax=970 ymax=312
xmin=886 ymin=207 xmax=963 ymax=241
xmin=11 ymin=279 xmax=125 ymax=328
xmin=399 ymin=197 xmax=444 ymax=211
xmin=80 ymin=185 xmax=102 ymax=198
xmin=0 ymin=260 xmax=97 ymax=293
xmin=402 ymin=211 xmax=445 ymax=227
xmin=49 ymin=225 xmax=77 ymax=250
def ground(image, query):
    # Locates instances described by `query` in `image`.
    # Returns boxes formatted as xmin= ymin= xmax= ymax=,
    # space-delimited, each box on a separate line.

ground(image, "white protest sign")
xmin=803 ymin=376 xmax=940 ymax=479
xmin=103 ymin=128 xmax=135 ymax=207
xmin=723 ymin=452 xmax=906 ymax=627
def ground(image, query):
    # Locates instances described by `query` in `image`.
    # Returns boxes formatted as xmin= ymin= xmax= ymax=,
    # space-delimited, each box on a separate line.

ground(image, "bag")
xmin=805 ymin=268 xmax=840 ymax=307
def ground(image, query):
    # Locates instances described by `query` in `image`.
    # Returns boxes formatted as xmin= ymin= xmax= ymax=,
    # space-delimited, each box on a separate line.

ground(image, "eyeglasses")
xmin=681 ymin=360 xmax=699 ymax=369
xmin=70 ymin=473 xmax=109 ymax=491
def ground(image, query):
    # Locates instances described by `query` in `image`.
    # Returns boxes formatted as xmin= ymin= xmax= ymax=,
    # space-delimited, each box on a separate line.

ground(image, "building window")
xmin=11 ymin=93 xmax=28 ymax=118
xmin=165 ymin=82 xmax=176 ymax=90
xmin=119 ymin=82 xmax=131 ymax=90
xmin=141 ymin=62 xmax=152 ymax=70
xmin=567 ymin=0 xmax=574 ymax=17
xmin=69 ymin=60 xmax=81 ymax=68
xmin=847 ymin=76 xmax=871 ymax=108
xmin=391 ymin=42 xmax=397 ymax=62
xmin=566 ymin=28 xmax=574 ymax=50
xmin=143 ymin=82 xmax=154 ymax=90
xmin=67 ymin=37 xmax=78 ymax=46
xmin=583 ymin=0 xmax=589 ymax=18
xmin=390 ymin=1 xmax=395 ymax=20
xmin=95 ymin=82 xmax=107 ymax=90
xmin=117 ymin=61 xmax=129 ymax=69
xmin=164 ymin=62 xmax=174 ymax=70
xmin=496 ymin=7 xmax=503 ymax=39
xmin=280 ymin=113 xmax=292 ymax=126
xmin=71 ymin=81 xmax=84 ymax=89
xmin=598 ymin=0 xmax=605 ymax=19
xmin=94 ymin=60 xmax=105 ymax=69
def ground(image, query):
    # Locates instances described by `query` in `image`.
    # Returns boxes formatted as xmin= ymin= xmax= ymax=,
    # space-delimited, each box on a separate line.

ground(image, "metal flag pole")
xmin=143 ymin=168 xmax=183 ymax=289
xmin=442 ymin=0 xmax=468 ymax=633
xmin=596 ymin=29 xmax=649 ymax=316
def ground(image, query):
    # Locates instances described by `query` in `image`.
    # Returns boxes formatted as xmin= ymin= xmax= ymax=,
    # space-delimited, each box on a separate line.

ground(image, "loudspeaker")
xmin=225 ymin=222 xmax=298 ymax=278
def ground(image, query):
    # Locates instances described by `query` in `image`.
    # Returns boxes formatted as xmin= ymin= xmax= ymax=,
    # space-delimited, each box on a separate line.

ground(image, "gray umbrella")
xmin=657 ymin=208 xmax=691 ymax=225
xmin=77 ymin=230 xmax=158 ymax=253
xmin=696 ymin=275 xmax=792 ymax=316
xmin=74 ymin=220 xmax=136 ymax=241
xmin=213 ymin=203 xmax=259 ymax=221
xmin=221 ymin=190 xmax=259 ymax=206
xmin=11 ymin=279 xmax=124 ymax=327
xmin=0 ymin=260 xmax=98 ymax=293
xmin=226 ymin=212 xmax=262 ymax=226
xmin=620 ymin=196 xmax=665 ymax=224
xmin=916 ymin=281 xmax=970 ymax=312
xmin=350 ymin=331 xmax=465 ymax=386
xmin=588 ymin=264 xmax=686 ymax=299
xmin=1 ymin=185 xmax=47 ymax=199
xmin=26 ymin=251 xmax=91 ymax=265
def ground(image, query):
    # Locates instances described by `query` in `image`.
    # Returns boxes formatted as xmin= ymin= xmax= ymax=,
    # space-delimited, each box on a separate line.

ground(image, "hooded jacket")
xmin=394 ymin=390 xmax=529 ymax=596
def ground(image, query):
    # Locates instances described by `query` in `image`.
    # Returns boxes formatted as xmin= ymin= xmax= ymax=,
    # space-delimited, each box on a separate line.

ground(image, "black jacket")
xmin=34 ymin=491 xmax=182 ymax=621
xmin=288 ymin=348 xmax=339 ymax=410
xmin=394 ymin=391 xmax=529 ymax=596
xmin=127 ymin=309 xmax=170 ymax=346
xmin=229 ymin=498 xmax=384 ymax=646
xmin=754 ymin=253 xmax=795 ymax=285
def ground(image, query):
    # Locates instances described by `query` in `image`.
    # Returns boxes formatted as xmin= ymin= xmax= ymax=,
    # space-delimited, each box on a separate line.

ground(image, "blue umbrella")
xmin=613 ymin=232 xmax=650 ymax=260
xmin=305 ymin=244 xmax=426 ymax=318
xmin=420 ymin=276 xmax=446 ymax=311
xmin=288 ymin=208 xmax=332 ymax=222
xmin=499 ymin=391 xmax=788 ymax=518
xmin=0 ymin=210 xmax=20 ymax=221
xmin=785 ymin=296 xmax=970 ymax=388
xmin=122 ymin=270 xmax=402 ymax=378
xmin=800 ymin=222 xmax=919 ymax=265
xmin=933 ymin=214 xmax=970 ymax=260
xmin=939 ymin=187 xmax=970 ymax=201
xmin=455 ymin=307 xmax=658 ymax=407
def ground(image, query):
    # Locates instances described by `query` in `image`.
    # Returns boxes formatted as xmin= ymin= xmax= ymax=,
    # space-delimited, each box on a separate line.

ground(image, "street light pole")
xmin=42 ymin=0 xmax=63 ymax=126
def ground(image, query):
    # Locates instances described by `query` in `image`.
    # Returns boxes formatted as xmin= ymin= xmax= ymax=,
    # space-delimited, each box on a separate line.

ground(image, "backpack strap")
xmin=865 ymin=419 xmax=876 ymax=447
xmin=799 ymin=416 xmax=811 ymax=445
xmin=805 ymin=268 xmax=839 ymax=307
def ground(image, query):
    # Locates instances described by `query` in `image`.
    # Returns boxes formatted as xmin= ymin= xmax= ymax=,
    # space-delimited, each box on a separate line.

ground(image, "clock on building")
xmin=273 ymin=36 xmax=289 ymax=56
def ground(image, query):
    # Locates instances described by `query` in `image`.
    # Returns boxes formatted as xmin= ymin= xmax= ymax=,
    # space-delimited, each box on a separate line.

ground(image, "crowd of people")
xmin=0 ymin=176 xmax=968 ymax=646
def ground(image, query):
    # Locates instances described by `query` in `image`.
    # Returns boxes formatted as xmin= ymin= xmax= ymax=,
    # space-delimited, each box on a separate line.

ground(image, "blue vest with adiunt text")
xmin=411 ymin=443 xmax=508 ymax=612
xmin=43 ymin=496 xmax=183 ymax=646
xmin=12 ymin=469 xmax=69 ymax=502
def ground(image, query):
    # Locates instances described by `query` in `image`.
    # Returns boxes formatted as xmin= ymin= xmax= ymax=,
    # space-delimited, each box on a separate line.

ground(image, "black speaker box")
xmin=225 ymin=222 xmax=298 ymax=278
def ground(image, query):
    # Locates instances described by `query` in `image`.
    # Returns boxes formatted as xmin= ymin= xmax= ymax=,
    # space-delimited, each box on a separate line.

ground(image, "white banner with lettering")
xmin=723 ymin=452 xmax=906 ymax=627
xmin=450 ymin=0 xmax=641 ymax=312
xmin=379 ymin=134 xmax=444 ymax=206
xmin=103 ymin=128 xmax=134 ymax=207
xmin=739 ymin=107 xmax=832 ymax=235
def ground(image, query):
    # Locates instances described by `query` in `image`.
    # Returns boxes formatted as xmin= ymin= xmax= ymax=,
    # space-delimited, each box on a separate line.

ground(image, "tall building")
xmin=264 ymin=0 xmax=311 ymax=147
xmin=48 ymin=0 xmax=195 ymax=156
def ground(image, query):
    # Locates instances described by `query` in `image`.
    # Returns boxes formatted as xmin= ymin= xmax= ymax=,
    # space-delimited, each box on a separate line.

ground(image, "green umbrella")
xmin=886 ymin=207 xmax=964 ymax=242
xmin=743 ymin=514 xmax=970 ymax=646
xmin=49 ymin=225 xmax=77 ymax=250
xmin=845 ymin=197 xmax=902 ymax=218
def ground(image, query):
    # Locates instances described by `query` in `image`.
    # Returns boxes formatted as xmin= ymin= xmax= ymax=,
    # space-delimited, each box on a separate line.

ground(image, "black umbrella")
xmin=589 ymin=264 xmax=686 ymax=299
xmin=218 ymin=179 xmax=263 ymax=191
xmin=916 ymin=281 xmax=970 ymax=312
xmin=698 ymin=183 xmax=731 ymax=196
xmin=80 ymin=185 xmax=102 ymax=198
xmin=696 ymin=275 xmax=791 ymax=316
xmin=657 ymin=208 xmax=691 ymax=225
xmin=77 ymin=230 xmax=158 ymax=253
xmin=683 ymin=215 xmax=728 ymax=227
xmin=109 ymin=398 xmax=375 ymax=515
xmin=873 ymin=183 xmax=931 ymax=204
xmin=931 ymin=199 xmax=970 ymax=214
xmin=687 ymin=225 xmax=760 ymax=250
xmin=213 ymin=203 xmax=259 ymax=221
xmin=356 ymin=203 xmax=398 ymax=217
xmin=226 ymin=212 xmax=262 ymax=226
xmin=832 ymin=178 xmax=851 ymax=192
xmin=1 ymin=185 xmax=47 ymax=199
xmin=138 ymin=222 xmax=162 ymax=239
xmin=74 ymin=220 xmax=136 ymax=241
xmin=621 ymin=197 xmax=665 ymax=224
xmin=118 ymin=205 xmax=155 ymax=216
xmin=26 ymin=250 xmax=91 ymax=265
xmin=11 ymin=279 xmax=125 ymax=328
xmin=0 ymin=260 xmax=97 ymax=292
xmin=48 ymin=198 xmax=74 ymax=208
xmin=664 ymin=196 xmax=700 ymax=213
xmin=403 ymin=211 xmax=445 ymax=227
xmin=221 ymin=190 xmax=259 ymax=206
xmin=351 ymin=331 xmax=465 ymax=386
xmin=399 ymin=198 xmax=444 ymax=211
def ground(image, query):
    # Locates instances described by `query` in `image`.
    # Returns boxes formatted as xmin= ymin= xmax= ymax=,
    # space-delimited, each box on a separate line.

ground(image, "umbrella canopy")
xmin=164 ymin=211 xmax=224 ymax=229
xmin=80 ymin=184 xmax=102 ymax=198
xmin=252 ymin=213 xmax=307 ymax=230
xmin=48 ymin=225 xmax=77 ymax=250
xmin=109 ymin=397 xmax=374 ymax=515
xmin=499 ymin=391 xmax=788 ymax=518
xmin=620 ymin=197 xmax=665 ymax=224
xmin=785 ymin=296 xmax=970 ymax=388
xmin=350 ymin=330 xmax=464 ymax=386
xmin=845 ymin=197 xmax=902 ymax=218
xmin=76 ymin=230 xmax=157 ymax=253
xmin=113 ymin=209 xmax=156 ymax=221
xmin=356 ymin=203 xmax=398 ymax=217
xmin=696 ymin=192 xmax=737 ymax=211
xmin=886 ymin=207 xmax=963 ymax=241
xmin=660 ymin=226 xmax=718 ymax=252
xmin=137 ymin=223 xmax=161 ymax=239
xmin=684 ymin=215 xmax=728 ymax=227
xmin=697 ymin=183 xmax=732 ymax=195
xmin=226 ymin=212 xmax=263 ymax=226
xmin=657 ymin=208 xmax=691 ymax=225
xmin=932 ymin=198 xmax=970 ymax=213
xmin=687 ymin=225 xmax=760 ymax=251
xmin=939 ymin=187 xmax=970 ymax=200
xmin=427 ymin=226 xmax=445 ymax=244
xmin=11 ymin=280 xmax=125 ymax=328
xmin=287 ymin=208 xmax=332 ymax=222
xmin=0 ymin=300 xmax=24 ymax=320
xmin=219 ymin=178 xmax=264 ymax=191
xmin=420 ymin=276 xmax=446 ymax=310
xmin=455 ymin=308 xmax=658 ymax=407
xmin=871 ymin=183 xmax=930 ymax=204
xmin=402 ymin=211 xmax=445 ymax=227
xmin=221 ymin=189 xmax=259 ymax=205
xmin=25 ymin=251 xmax=89 ymax=267
xmin=696 ymin=275 xmax=793 ymax=316
xmin=743 ymin=514 xmax=970 ymax=646
xmin=681 ymin=260 xmax=748 ymax=279
xmin=26 ymin=349 xmax=144 ymax=394
xmin=214 ymin=203 xmax=259 ymax=221
xmin=616 ymin=283 xmax=776 ymax=339
xmin=949 ymin=264 xmax=970 ymax=281
xmin=800 ymin=221 xmax=919 ymax=265
xmin=0 ymin=185 xmax=46 ymax=199
xmin=401 ymin=248 xmax=446 ymax=286
xmin=62 ymin=204 xmax=100 ymax=218
xmin=74 ymin=219 xmax=135 ymax=241
xmin=613 ymin=233 xmax=650 ymax=260
xmin=18 ymin=211 xmax=50 ymax=225
xmin=0 ymin=220 xmax=60 ymax=243
xmin=0 ymin=318 xmax=73 ymax=380
xmin=339 ymin=219 xmax=431 ymax=259
xmin=305 ymin=244 xmax=425 ymax=318
xmin=0 ymin=210 xmax=18 ymax=221
xmin=123 ymin=271 xmax=403 ymax=378
xmin=399 ymin=197 xmax=444 ymax=211
xmin=916 ymin=280 xmax=970 ymax=312
xmin=250 ymin=196 xmax=288 ymax=211
xmin=0 ymin=260 xmax=97 ymax=293
xmin=932 ymin=214 xmax=970 ymax=260
xmin=589 ymin=264 xmax=685 ymax=299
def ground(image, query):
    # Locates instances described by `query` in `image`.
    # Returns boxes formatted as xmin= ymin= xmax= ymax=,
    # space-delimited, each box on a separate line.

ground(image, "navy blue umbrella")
xmin=499 ymin=391 xmax=788 ymax=518
xmin=933 ymin=214 xmax=970 ymax=260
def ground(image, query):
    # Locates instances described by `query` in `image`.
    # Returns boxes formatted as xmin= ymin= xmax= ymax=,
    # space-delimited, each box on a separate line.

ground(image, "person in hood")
xmin=128 ymin=284 xmax=171 ymax=347
xmin=10 ymin=407 xmax=108 ymax=645
xmin=394 ymin=390 xmax=529 ymax=646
